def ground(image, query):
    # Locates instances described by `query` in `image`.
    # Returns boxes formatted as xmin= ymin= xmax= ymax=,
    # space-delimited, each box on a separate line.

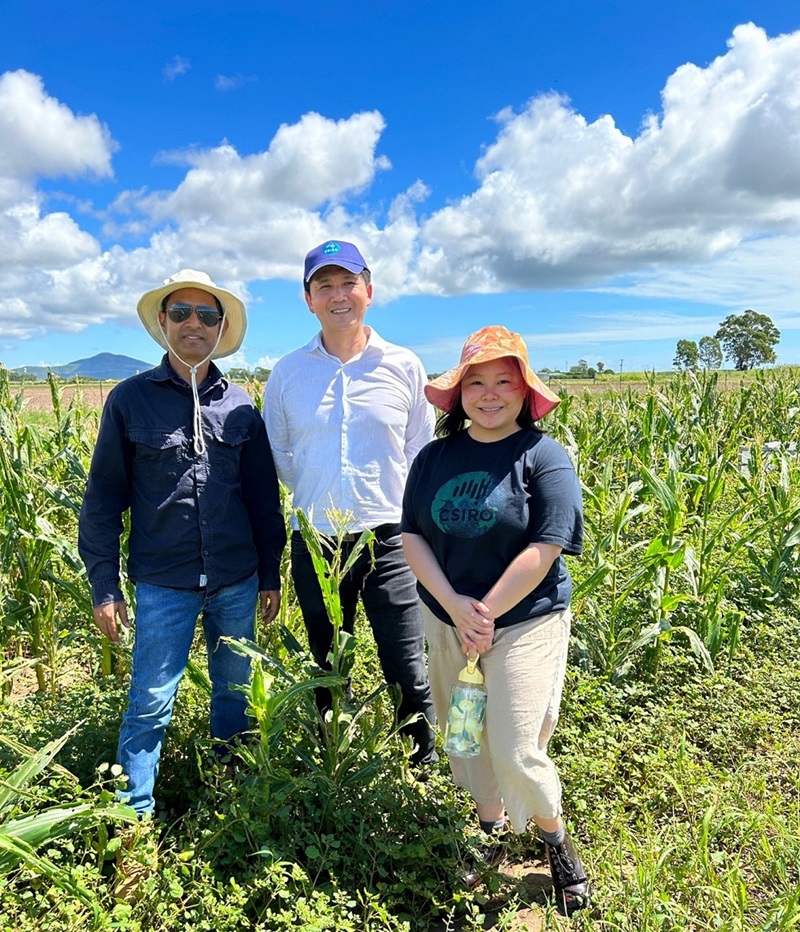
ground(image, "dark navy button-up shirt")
xmin=79 ymin=357 xmax=286 ymax=605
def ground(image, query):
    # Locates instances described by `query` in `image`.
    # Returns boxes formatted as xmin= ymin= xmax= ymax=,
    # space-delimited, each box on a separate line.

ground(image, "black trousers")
xmin=290 ymin=526 xmax=437 ymax=764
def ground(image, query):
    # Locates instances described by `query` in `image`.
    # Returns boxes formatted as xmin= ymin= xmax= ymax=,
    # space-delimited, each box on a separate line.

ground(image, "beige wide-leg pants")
xmin=422 ymin=603 xmax=571 ymax=833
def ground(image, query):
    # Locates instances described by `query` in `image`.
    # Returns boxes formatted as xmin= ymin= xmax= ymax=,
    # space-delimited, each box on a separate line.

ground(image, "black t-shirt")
xmin=401 ymin=429 xmax=583 ymax=628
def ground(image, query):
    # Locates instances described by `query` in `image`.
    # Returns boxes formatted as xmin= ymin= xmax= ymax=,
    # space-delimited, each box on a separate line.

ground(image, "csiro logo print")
xmin=432 ymin=471 xmax=500 ymax=538
xmin=322 ymin=241 xmax=341 ymax=255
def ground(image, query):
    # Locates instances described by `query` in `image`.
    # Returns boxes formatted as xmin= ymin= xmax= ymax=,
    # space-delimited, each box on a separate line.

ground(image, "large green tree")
xmin=698 ymin=336 xmax=723 ymax=370
xmin=674 ymin=339 xmax=699 ymax=370
xmin=715 ymin=309 xmax=780 ymax=370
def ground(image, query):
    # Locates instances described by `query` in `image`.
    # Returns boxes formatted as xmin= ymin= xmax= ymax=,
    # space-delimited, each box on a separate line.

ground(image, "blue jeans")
xmin=117 ymin=572 xmax=258 ymax=815
xmin=291 ymin=527 xmax=436 ymax=765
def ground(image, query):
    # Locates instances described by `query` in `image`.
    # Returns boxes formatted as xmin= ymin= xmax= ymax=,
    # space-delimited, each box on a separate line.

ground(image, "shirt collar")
xmin=148 ymin=354 xmax=225 ymax=393
xmin=309 ymin=327 xmax=386 ymax=361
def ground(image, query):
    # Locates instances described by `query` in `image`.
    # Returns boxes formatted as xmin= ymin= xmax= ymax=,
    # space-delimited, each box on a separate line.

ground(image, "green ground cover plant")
xmin=0 ymin=367 xmax=798 ymax=929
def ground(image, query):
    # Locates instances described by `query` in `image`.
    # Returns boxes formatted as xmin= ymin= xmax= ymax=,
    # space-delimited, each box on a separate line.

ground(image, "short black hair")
xmin=304 ymin=267 xmax=372 ymax=294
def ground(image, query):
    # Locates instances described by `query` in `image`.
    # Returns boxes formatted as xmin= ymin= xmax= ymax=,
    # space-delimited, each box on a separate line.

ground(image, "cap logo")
xmin=322 ymin=242 xmax=341 ymax=256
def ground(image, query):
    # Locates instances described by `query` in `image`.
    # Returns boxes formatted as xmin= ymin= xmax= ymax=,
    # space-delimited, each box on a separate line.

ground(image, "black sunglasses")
xmin=164 ymin=302 xmax=224 ymax=327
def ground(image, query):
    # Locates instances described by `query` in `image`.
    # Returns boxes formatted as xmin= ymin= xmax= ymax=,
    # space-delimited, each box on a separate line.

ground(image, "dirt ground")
xmin=15 ymin=368 xmax=756 ymax=414
xmin=18 ymin=378 xmax=656 ymax=414
xmin=18 ymin=384 xmax=109 ymax=411
xmin=480 ymin=861 xmax=555 ymax=930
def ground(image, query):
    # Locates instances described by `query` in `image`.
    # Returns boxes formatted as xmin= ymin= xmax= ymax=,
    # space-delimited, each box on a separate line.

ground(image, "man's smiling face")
xmin=304 ymin=266 xmax=372 ymax=339
xmin=159 ymin=286 xmax=226 ymax=366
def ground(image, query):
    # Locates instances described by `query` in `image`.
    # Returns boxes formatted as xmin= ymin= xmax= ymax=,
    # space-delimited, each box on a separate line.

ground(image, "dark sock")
xmin=479 ymin=817 xmax=507 ymax=837
xmin=539 ymin=825 xmax=566 ymax=847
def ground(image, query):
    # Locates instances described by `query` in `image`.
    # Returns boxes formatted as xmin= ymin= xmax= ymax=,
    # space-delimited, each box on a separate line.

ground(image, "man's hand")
xmin=93 ymin=600 xmax=129 ymax=644
xmin=259 ymin=589 xmax=281 ymax=625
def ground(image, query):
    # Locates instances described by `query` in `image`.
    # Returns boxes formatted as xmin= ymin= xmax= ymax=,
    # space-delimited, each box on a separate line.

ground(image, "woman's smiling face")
xmin=460 ymin=356 xmax=526 ymax=442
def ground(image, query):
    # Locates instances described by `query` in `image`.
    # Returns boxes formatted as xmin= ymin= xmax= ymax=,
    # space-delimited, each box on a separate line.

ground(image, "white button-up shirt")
xmin=263 ymin=328 xmax=435 ymax=533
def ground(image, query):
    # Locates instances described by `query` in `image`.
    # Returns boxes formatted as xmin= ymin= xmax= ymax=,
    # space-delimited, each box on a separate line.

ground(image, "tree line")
xmin=674 ymin=309 xmax=780 ymax=371
xmin=218 ymin=309 xmax=786 ymax=382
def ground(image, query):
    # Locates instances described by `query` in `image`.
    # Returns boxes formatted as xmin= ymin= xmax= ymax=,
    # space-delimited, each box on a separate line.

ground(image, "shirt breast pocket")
xmin=128 ymin=428 xmax=186 ymax=480
xmin=209 ymin=426 xmax=249 ymax=483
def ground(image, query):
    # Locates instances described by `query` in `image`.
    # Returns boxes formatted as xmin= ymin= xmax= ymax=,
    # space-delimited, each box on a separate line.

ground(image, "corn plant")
xmin=223 ymin=509 xmax=414 ymax=854
xmin=572 ymin=470 xmax=651 ymax=678
xmin=0 ymin=370 xmax=93 ymax=694
xmin=0 ymin=724 xmax=136 ymax=918
xmin=287 ymin=509 xmax=409 ymax=788
xmin=564 ymin=369 xmax=800 ymax=680
xmin=245 ymin=375 xmax=265 ymax=412
xmin=738 ymin=452 xmax=800 ymax=606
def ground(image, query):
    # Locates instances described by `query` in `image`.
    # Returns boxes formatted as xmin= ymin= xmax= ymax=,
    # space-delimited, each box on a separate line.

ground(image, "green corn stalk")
xmin=661 ymin=375 xmax=766 ymax=665
xmin=294 ymin=507 xmax=374 ymax=635
xmin=226 ymin=632 xmax=340 ymax=782
xmin=0 ymin=725 xmax=137 ymax=917
xmin=293 ymin=509 xmax=411 ymax=785
xmin=573 ymin=471 xmax=653 ymax=679
xmin=221 ymin=510 xmax=413 ymax=847
xmin=739 ymin=452 xmax=800 ymax=605
xmin=0 ymin=368 xmax=94 ymax=693
xmin=231 ymin=508 xmax=407 ymax=769
xmin=569 ymin=368 xmax=800 ymax=679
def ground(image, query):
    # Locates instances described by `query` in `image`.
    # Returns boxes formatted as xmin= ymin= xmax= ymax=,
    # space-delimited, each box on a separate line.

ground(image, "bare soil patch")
xmin=18 ymin=384 xmax=109 ymax=411
xmin=428 ymin=854 xmax=558 ymax=930
xmin=18 ymin=379 xmax=628 ymax=414
xmin=6 ymin=660 xmax=40 ymax=701
xmin=18 ymin=373 xmax=751 ymax=414
xmin=6 ymin=649 xmax=94 ymax=703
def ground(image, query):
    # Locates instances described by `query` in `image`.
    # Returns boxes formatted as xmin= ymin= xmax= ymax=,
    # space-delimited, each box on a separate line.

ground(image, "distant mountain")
xmin=14 ymin=352 xmax=153 ymax=381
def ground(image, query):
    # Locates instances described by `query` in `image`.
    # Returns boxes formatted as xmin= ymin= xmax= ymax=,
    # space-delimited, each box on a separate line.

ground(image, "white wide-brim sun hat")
xmin=136 ymin=269 xmax=247 ymax=359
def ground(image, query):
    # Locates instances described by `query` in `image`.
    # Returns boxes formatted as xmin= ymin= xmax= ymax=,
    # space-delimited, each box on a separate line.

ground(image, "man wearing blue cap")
xmin=263 ymin=240 xmax=437 ymax=765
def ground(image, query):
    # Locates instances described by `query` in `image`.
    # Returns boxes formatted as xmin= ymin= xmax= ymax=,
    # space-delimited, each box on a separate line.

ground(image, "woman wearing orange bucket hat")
xmin=401 ymin=326 xmax=591 ymax=917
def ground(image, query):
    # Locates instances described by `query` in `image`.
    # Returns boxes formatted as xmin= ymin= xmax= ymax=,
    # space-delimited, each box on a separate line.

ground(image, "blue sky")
xmin=1 ymin=0 xmax=799 ymax=375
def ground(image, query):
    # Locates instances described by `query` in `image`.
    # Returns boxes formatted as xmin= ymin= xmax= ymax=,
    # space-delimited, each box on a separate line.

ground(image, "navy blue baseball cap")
xmin=304 ymin=240 xmax=370 ymax=282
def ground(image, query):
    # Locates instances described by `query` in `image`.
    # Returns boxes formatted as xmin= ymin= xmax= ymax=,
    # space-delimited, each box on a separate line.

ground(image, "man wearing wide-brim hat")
xmin=79 ymin=269 xmax=286 ymax=836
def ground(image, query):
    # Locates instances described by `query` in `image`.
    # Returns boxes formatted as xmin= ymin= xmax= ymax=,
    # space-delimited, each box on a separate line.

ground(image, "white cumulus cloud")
xmin=2 ymin=23 xmax=800 ymax=353
xmin=412 ymin=23 xmax=800 ymax=295
xmin=0 ymin=70 xmax=114 ymax=180
xmin=0 ymin=71 xmax=115 ymax=338
xmin=104 ymin=110 xmax=395 ymax=285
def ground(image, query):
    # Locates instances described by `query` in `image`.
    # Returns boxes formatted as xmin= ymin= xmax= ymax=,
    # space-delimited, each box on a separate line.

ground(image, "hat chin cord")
xmin=163 ymin=325 xmax=225 ymax=456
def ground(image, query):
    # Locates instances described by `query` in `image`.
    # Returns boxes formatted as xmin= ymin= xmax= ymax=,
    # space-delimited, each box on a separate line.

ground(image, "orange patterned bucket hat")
xmin=424 ymin=325 xmax=560 ymax=420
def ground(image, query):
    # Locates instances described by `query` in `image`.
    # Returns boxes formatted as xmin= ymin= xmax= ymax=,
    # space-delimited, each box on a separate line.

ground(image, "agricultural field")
xmin=1 ymin=367 xmax=799 ymax=931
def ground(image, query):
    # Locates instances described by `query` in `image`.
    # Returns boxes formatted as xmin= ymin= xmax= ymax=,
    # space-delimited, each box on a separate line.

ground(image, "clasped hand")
xmin=446 ymin=594 xmax=495 ymax=655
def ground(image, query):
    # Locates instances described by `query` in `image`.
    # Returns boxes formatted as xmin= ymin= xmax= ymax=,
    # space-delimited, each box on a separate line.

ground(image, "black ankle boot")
xmin=462 ymin=838 xmax=507 ymax=890
xmin=544 ymin=832 xmax=592 ymax=916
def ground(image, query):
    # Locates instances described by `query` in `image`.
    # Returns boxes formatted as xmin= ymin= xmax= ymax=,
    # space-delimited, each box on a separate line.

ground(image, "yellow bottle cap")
xmin=458 ymin=653 xmax=484 ymax=685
